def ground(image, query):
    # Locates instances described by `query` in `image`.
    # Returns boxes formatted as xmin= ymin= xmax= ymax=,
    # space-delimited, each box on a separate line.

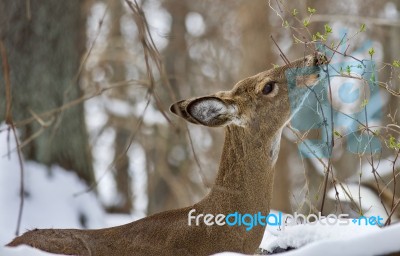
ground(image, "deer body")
xmin=7 ymin=53 xmax=326 ymax=255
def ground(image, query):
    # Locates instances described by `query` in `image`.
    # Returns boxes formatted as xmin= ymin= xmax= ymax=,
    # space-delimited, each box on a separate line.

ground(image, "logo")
xmin=187 ymin=209 xmax=383 ymax=231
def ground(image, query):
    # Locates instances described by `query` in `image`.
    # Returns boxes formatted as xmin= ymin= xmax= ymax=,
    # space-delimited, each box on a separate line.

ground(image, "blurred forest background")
xmin=1 ymin=0 xmax=400 ymax=231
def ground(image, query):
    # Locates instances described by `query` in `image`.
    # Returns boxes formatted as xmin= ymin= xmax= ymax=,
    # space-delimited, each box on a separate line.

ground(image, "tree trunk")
xmin=146 ymin=0 xmax=194 ymax=214
xmin=101 ymin=0 xmax=134 ymax=214
xmin=0 ymin=1 xmax=94 ymax=184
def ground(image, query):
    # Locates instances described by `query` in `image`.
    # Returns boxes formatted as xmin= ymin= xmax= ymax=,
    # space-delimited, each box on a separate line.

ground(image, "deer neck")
xmin=200 ymin=124 xmax=282 ymax=215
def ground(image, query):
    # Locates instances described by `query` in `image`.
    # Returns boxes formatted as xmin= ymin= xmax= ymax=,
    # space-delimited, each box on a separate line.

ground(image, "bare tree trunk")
xmin=103 ymin=0 xmax=133 ymax=214
xmin=146 ymin=0 xmax=194 ymax=214
xmin=0 ymin=1 xmax=94 ymax=184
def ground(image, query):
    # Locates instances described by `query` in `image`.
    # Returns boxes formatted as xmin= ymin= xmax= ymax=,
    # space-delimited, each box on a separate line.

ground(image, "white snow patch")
xmin=214 ymin=211 xmax=400 ymax=256
xmin=0 ymin=125 xmax=105 ymax=255
xmin=270 ymin=223 xmax=400 ymax=256
xmin=260 ymin=216 xmax=378 ymax=252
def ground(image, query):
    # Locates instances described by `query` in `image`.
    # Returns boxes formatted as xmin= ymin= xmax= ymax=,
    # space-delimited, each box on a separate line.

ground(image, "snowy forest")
xmin=1 ymin=0 xmax=400 ymax=255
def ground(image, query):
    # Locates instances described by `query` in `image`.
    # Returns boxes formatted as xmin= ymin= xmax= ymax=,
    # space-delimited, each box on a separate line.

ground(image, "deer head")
xmin=170 ymin=52 xmax=327 ymax=136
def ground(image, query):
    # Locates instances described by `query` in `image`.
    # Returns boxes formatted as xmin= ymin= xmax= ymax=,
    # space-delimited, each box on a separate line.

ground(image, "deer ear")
xmin=186 ymin=97 xmax=235 ymax=127
xmin=170 ymin=97 xmax=237 ymax=127
xmin=170 ymin=100 xmax=201 ymax=124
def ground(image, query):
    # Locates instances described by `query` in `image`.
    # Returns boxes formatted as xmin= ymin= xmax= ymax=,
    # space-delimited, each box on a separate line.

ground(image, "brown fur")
xmin=7 ymin=53 xmax=327 ymax=255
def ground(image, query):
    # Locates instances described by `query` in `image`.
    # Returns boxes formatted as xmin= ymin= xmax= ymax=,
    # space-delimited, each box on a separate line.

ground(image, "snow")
xmin=214 ymin=218 xmax=400 ymax=256
xmin=260 ymin=215 xmax=378 ymax=252
xmin=0 ymin=126 xmax=110 ymax=256
xmin=267 ymin=223 xmax=400 ymax=256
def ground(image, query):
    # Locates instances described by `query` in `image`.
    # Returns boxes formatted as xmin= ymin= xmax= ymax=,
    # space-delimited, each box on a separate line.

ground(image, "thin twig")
xmin=0 ymin=40 xmax=25 ymax=236
xmin=271 ymin=35 xmax=290 ymax=65
xmin=385 ymin=199 xmax=400 ymax=226
xmin=14 ymin=80 xmax=148 ymax=128
xmin=312 ymin=14 xmax=400 ymax=28
xmin=387 ymin=149 xmax=400 ymax=225
xmin=10 ymin=125 xmax=25 ymax=236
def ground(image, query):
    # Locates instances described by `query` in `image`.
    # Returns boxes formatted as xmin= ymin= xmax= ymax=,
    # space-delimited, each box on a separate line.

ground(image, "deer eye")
xmin=262 ymin=81 xmax=276 ymax=95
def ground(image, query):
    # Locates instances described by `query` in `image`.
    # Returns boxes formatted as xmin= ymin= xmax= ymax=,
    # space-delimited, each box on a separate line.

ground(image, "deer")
xmin=7 ymin=52 xmax=327 ymax=256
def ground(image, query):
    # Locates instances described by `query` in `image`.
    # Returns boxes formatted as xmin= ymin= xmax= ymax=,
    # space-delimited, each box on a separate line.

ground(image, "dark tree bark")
xmin=102 ymin=0 xmax=133 ymax=214
xmin=146 ymin=0 xmax=194 ymax=215
xmin=0 ymin=1 xmax=94 ymax=184
xmin=149 ymin=0 xmax=190 ymax=214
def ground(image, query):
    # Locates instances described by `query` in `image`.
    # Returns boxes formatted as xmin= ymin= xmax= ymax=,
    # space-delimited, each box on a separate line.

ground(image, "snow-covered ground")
xmin=1 ymin=126 xmax=400 ymax=256
xmin=0 ymin=127 xmax=129 ymax=256
xmin=215 ymin=221 xmax=400 ymax=256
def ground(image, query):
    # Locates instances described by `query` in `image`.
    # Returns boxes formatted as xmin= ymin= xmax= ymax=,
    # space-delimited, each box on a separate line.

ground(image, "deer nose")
xmin=314 ymin=52 xmax=328 ymax=65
